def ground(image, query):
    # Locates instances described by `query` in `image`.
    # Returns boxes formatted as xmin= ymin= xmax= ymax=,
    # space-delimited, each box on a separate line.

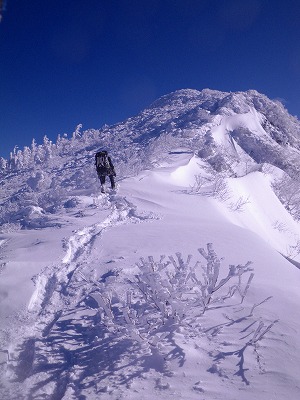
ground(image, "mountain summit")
xmin=1 ymin=88 xmax=300 ymax=228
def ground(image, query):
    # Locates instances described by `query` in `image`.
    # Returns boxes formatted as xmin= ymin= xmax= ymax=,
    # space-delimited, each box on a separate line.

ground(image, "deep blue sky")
xmin=1 ymin=0 xmax=300 ymax=158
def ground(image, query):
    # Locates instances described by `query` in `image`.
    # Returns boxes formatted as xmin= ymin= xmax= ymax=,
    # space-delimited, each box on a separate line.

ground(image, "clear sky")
xmin=1 ymin=0 xmax=300 ymax=159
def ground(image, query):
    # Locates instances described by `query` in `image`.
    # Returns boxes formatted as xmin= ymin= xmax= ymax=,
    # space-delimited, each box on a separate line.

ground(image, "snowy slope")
xmin=1 ymin=88 xmax=300 ymax=399
xmin=1 ymin=150 xmax=300 ymax=400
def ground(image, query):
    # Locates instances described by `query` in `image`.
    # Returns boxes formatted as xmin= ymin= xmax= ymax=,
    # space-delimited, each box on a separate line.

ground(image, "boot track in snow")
xmin=3 ymin=192 xmax=159 ymax=399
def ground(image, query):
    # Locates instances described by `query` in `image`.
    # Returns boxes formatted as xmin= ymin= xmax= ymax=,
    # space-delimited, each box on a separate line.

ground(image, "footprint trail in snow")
xmin=4 ymin=192 xmax=159 ymax=399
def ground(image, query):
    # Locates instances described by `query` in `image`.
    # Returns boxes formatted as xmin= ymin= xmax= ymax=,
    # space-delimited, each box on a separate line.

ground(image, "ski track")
xmin=2 ymin=192 xmax=159 ymax=400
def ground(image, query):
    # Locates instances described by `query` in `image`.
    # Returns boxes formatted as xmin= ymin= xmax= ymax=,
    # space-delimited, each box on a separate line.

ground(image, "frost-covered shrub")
xmin=131 ymin=244 xmax=254 ymax=318
xmin=27 ymin=171 xmax=51 ymax=191
xmin=86 ymin=244 xmax=254 ymax=350
xmin=37 ymin=188 xmax=66 ymax=213
xmin=197 ymin=131 xmax=215 ymax=159
xmin=77 ymin=244 xmax=279 ymax=386
xmin=0 ymin=222 xmax=22 ymax=233
xmin=272 ymin=173 xmax=300 ymax=220
xmin=229 ymin=196 xmax=250 ymax=212
xmin=191 ymin=170 xmax=231 ymax=202
xmin=231 ymin=127 xmax=290 ymax=171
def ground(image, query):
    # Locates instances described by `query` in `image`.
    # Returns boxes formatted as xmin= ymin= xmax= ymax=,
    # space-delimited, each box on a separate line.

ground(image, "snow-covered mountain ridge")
xmin=1 ymin=88 xmax=300 ymax=230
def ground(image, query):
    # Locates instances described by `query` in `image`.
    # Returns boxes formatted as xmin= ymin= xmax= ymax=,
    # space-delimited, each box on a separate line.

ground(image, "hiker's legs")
xmin=99 ymin=175 xmax=106 ymax=192
xmin=109 ymin=175 xmax=115 ymax=189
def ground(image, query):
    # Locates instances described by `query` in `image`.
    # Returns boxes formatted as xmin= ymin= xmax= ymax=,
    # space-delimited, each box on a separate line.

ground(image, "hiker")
xmin=95 ymin=150 xmax=116 ymax=193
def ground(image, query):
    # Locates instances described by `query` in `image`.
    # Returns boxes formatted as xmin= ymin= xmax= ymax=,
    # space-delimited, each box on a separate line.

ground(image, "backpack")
xmin=95 ymin=151 xmax=110 ymax=169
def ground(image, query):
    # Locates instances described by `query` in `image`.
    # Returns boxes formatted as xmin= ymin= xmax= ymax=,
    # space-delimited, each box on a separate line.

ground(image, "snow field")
xmin=1 ymin=152 xmax=300 ymax=399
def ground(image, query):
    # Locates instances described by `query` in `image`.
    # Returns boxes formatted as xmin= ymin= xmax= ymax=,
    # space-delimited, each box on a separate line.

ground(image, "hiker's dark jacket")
xmin=95 ymin=155 xmax=115 ymax=177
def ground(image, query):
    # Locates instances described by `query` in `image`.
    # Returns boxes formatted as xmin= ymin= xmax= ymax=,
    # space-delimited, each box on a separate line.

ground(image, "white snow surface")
xmin=1 ymin=151 xmax=300 ymax=400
